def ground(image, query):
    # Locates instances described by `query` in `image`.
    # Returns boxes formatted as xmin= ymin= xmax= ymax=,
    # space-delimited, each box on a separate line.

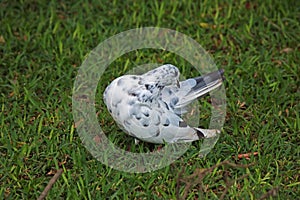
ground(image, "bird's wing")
xmin=122 ymin=101 xmax=202 ymax=143
xmin=122 ymin=103 xmax=161 ymax=139
xmin=161 ymin=69 xmax=224 ymax=110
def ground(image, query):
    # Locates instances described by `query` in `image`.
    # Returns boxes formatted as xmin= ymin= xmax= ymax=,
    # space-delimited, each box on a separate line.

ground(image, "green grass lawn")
xmin=1 ymin=0 xmax=299 ymax=199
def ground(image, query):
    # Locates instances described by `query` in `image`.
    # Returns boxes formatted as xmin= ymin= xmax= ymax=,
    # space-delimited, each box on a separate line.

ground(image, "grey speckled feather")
xmin=103 ymin=64 xmax=224 ymax=144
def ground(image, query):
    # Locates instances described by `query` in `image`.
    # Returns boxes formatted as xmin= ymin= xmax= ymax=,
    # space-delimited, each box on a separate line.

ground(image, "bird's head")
xmin=141 ymin=64 xmax=180 ymax=90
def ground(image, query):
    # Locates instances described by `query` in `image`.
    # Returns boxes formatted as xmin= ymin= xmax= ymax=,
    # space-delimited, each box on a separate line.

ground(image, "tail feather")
xmin=171 ymin=127 xmax=220 ymax=143
xmin=194 ymin=127 xmax=220 ymax=139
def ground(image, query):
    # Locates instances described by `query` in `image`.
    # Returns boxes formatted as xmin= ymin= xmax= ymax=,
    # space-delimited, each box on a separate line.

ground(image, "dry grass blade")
xmin=258 ymin=187 xmax=280 ymax=200
xmin=176 ymin=161 xmax=256 ymax=200
xmin=37 ymin=169 xmax=63 ymax=200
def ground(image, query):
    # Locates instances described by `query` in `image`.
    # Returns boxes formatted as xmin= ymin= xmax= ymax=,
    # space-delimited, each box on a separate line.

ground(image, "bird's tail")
xmin=175 ymin=69 xmax=224 ymax=109
xmin=172 ymin=127 xmax=220 ymax=143
xmin=194 ymin=127 xmax=220 ymax=139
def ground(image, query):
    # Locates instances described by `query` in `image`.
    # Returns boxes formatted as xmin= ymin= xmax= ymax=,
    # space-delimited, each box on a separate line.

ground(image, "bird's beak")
xmin=176 ymin=79 xmax=180 ymax=88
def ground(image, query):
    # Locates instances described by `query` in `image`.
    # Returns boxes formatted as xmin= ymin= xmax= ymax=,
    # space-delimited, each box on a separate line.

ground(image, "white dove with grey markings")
xmin=103 ymin=64 xmax=224 ymax=144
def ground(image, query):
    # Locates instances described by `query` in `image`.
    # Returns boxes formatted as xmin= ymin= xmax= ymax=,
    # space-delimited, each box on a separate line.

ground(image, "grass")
xmin=1 ymin=0 xmax=299 ymax=199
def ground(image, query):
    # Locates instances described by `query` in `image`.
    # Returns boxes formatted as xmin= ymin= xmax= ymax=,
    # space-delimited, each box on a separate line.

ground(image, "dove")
xmin=103 ymin=64 xmax=224 ymax=144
